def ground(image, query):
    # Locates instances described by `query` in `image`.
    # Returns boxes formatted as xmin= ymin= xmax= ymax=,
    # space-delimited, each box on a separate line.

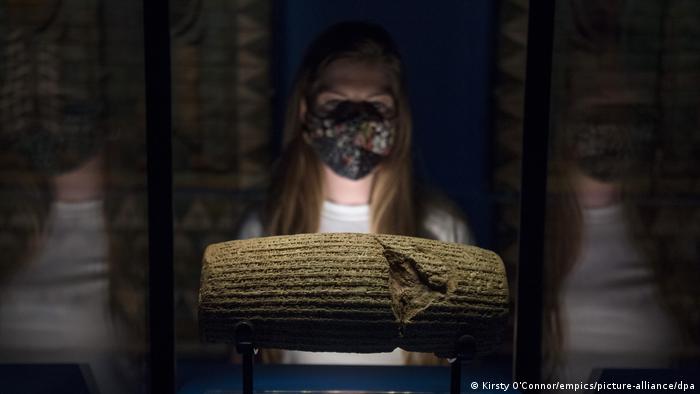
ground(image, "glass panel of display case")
xmin=0 ymin=1 xmax=149 ymax=393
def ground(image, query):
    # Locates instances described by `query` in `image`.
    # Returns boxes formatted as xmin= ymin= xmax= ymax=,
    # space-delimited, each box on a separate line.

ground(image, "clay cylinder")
xmin=199 ymin=233 xmax=509 ymax=358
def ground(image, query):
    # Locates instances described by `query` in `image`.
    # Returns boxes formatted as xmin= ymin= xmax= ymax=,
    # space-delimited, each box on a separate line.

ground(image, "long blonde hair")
xmin=266 ymin=22 xmax=419 ymax=237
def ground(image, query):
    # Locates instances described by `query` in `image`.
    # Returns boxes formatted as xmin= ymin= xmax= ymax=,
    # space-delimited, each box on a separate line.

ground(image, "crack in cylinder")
xmin=375 ymin=237 xmax=450 ymax=337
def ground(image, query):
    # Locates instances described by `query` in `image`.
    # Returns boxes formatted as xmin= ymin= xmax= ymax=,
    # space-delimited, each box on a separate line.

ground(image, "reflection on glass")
xmin=0 ymin=1 xmax=148 ymax=393
xmin=544 ymin=0 xmax=700 ymax=383
xmin=547 ymin=105 xmax=682 ymax=382
xmin=169 ymin=0 xmax=274 ymax=364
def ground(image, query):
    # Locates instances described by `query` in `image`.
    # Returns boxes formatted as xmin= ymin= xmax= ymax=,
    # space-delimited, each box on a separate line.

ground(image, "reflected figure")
xmin=0 ymin=150 xmax=132 ymax=393
xmin=547 ymin=105 xmax=683 ymax=382
xmin=0 ymin=4 xmax=137 ymax=391
xmin=0 ymin=154 xmax=117 ymax=376
xmin=237 ymin=21 xmax=472 ymax=365
xmin=0 ymin=142 xmax=135 ymax=394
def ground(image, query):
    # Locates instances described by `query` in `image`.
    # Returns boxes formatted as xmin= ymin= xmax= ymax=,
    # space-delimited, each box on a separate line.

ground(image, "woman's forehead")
xmin=315 ymin=59 xmax=392 ymax=95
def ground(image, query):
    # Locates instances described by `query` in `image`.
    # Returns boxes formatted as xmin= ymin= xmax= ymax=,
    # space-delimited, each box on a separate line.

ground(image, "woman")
xmin=238 ymin=21 xmax=473 ymax=364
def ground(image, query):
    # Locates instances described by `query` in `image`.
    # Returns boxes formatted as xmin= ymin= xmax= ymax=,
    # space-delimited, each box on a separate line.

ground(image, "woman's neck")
xmin=573 ymin=169 xmax=621 ymax=209
xmin=51 ymin=154 xmax=104 ymax=202
xmin=322 ymin=165 xmax=374 ymax=205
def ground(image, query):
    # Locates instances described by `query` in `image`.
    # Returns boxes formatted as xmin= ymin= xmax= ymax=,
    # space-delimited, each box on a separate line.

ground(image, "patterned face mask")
xmin=304 ymin=100 xmax=395 ymax=180
xmin=568 ymin=121 xmax=653 ymax=182
xmin=16 ymin=102 xmax=102 ymax=175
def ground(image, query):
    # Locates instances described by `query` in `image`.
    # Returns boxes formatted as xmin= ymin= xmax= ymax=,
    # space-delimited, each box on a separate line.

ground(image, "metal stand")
xmin=450 ymin=335 xmax=476 ymax=394
xmin=235 ymin=321 xmax=255 ymax=394
xmin=233 ymin=324 xmax=473 ymax=394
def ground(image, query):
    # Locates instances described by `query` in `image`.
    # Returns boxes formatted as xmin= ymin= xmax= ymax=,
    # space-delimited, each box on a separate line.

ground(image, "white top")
xmin=0 ymin=200 xmax=125 ymax=393
xmin=238 ymin=200 xmax=473 ymax=245
xmin=557 ymin=203 xmax=681 ymax=382
xmin=0 ymin=200 xmax=113 ymax=352
xmin=319 ymin=200 xmax=371 ymax=233
xmin=237 ymin=199 xmax=473 ymax=365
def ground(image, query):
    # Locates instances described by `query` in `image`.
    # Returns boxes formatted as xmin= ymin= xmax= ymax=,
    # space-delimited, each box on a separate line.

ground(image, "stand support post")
xmin=235 ymin=321 xmax=255 ymax=394
xmin=450 ymin=334 xmax=476 ymax=394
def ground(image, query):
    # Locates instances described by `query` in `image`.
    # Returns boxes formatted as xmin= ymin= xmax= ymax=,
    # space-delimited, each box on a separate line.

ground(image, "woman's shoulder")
xmin=419 ymin=192 xmax=474 ymax=245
